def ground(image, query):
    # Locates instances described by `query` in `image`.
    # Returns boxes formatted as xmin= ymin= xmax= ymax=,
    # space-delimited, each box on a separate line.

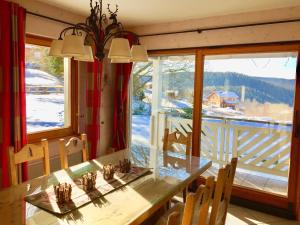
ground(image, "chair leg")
xmin=183 ymin=187 xmax=187 ymax=203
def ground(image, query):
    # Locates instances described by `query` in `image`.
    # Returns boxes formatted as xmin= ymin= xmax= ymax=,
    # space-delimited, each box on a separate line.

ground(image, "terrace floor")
xmin=203 ymin=165 xmax=287 ymax=196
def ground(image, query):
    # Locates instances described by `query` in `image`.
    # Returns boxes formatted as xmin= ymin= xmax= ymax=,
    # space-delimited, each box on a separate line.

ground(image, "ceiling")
xmin=37 ymin=0 xmax=300 ymax=27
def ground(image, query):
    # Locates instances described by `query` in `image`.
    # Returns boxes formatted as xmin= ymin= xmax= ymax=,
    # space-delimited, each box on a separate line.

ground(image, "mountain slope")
xmin=203 ymin=72 xmax=295 ymax=106
xmin=158 ymin=71 xmax=295 ymax=106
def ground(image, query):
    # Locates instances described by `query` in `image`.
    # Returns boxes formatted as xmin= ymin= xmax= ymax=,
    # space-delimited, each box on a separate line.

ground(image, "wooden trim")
xmin=25 ymin=34 xmax=79 ymax=143
xmin=192 ymin=50 xmax=204 ymax=157
xmin=232 ymin=186 xmax=289 ymax=209
xmin=291 ymin=49 xmax=300 ymax=219
xmin=71 ymin=59 xmax=79 ymax=134
xmin=27 ymin=127 xmax=74 ymax=143
xmin=26 ymin=34 xmax=52 ymax=47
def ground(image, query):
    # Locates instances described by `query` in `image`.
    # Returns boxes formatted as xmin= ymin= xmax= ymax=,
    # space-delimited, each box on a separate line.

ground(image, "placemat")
xmin=25 ymin=166 xmax=150 ymax=215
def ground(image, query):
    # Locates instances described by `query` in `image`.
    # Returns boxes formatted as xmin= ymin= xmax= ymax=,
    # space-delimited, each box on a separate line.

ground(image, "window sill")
xmin=27 ymin=127 xmax=77 ymax=143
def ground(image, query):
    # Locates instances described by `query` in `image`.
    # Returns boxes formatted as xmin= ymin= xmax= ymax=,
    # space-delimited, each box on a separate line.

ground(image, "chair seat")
xmin=155 ymin=203 xmax=184 ymax=225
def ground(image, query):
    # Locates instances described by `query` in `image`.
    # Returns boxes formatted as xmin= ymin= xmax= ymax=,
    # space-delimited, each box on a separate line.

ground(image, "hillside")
xmin=253 ymin=76 xmax=295 ymax=90
xmin=160 ymin=71 xmax=295 ymax=106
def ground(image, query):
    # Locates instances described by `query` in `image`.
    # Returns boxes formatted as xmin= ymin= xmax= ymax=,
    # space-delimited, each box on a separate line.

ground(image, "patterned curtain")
xmin=112 ymin=35 xmax=135 ymax=151
xmin=85 ymin=59 xmax=103 ymax=159
xmin=0 ymin=1 xmax=27 ymax=187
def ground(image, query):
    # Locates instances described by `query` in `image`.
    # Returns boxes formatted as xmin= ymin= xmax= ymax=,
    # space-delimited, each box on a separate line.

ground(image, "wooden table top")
xmin=0 ymin=149 xmax=211 ymax=225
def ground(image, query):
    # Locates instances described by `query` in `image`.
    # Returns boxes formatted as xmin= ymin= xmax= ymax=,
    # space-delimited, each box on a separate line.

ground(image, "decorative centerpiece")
xmin=103 ymin=164 xmax=115 ymax=180
xmin=81 ymin=172 xmax=97 ymax=191
xmin=53 ymin=183 xmax=72 ymax=204
xmin=119 ymin=158 xmax=131 ymax=173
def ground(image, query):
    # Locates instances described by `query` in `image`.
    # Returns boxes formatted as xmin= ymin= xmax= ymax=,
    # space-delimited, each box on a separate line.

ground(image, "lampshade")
xmin=111 ymin=58 xmax=131 ymax=63
xmin=61 ymin=35 xmax=85 ymax=57
xmin=49 ymin=39 xmax=64 ymax=57
xmin=74 ymin=46 xmax=94 ymax=62
xmin=131 ymin=45 xmax=148 ymax=62
xmin=108 ymin=38 xmax=131 ymax=59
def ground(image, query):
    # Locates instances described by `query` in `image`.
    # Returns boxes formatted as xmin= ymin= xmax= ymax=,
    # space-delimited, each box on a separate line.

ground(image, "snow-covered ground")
xmin=25 ymin=67 xmax=65 ymax=133
xmin=26 ymin=68 xmax=62 ymax=86
xmin=131 ymin=115 xmax=151 ymax=147
xmin=26 ymin=93 xmax=65 ymax=133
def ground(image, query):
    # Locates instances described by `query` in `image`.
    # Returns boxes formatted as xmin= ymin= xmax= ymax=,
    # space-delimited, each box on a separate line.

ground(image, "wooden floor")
xmin=226 ymin=204 xmax=299 ymax=225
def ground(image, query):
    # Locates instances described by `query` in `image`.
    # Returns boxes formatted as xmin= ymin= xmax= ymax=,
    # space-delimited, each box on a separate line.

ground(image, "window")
xmin=25 ymin=35 xmax=77 ymax=142
xmin=130 ymin=54 xmax=195 ymax=163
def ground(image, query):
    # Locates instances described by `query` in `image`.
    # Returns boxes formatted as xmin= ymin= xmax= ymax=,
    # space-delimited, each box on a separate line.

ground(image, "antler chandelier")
xmin=49 ymin=0 xmax=148 ymax=63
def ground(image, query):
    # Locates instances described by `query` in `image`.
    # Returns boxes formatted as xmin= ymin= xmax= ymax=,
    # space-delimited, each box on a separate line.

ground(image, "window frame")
xmin=145 ymin=42 xmax=300 ymax=217
xmin=25 ymin=34 xmax=78 ymax=143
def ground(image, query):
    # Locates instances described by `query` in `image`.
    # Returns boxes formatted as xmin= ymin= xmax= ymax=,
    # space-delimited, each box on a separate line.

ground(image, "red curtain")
xmin=0 ymin=1 xmax=27 ymax=187
xmin=86 ymin=59 xmax=103 ymax=159
xmin=112 ymin=35 xmax=134 ymax=151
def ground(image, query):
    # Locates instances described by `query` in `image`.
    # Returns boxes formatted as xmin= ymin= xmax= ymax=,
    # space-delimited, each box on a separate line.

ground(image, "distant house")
xmin=206 ymin=91 xmax=239 ymax=109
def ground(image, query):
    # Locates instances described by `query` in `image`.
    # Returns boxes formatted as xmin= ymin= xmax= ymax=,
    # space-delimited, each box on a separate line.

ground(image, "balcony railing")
xmin=158 ymin=113 xmax=291 ymax=178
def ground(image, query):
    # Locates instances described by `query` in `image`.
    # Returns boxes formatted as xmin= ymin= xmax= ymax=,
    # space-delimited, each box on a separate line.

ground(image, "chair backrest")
xmin=9 ymin=139 xmax=50 ymax=185
xmin=165 ymin=176 xmax=215 ymax=225
xmin=181 ymin=176 xmax=214 ymax=225
xmin=209 ymin=158 xmax=238 ymax=225
xmin=163 ymin=128 xmax=192 ymax=156
xmin=59 ymin=133 xmax=88 ymax=169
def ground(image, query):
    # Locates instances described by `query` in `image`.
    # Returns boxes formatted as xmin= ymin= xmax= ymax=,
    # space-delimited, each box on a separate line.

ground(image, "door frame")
xmin=192 ymin=42 xmax=300 ymax=218
xmin=133 ymin=42 xmax=300 ymax=217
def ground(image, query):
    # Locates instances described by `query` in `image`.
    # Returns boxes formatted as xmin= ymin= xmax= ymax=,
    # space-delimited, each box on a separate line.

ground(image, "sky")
xmin=204 ymin=55 xmax=298 ymax=79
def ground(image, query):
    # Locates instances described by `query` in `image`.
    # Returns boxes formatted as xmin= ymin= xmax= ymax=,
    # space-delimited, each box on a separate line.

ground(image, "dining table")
xmin=0 ymin=148 xmax=211 ymax=225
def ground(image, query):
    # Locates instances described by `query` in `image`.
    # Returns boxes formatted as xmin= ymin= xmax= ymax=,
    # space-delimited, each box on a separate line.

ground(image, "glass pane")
xmin=201 ymin=52 xmax=298 ymax=196
xmin=131 ymin=60 xmax=154 ymax=165
xmin=25 ymin=44 xmax=68 ymax=133
xmin=131 ymin=55 xmax=195 ymax=165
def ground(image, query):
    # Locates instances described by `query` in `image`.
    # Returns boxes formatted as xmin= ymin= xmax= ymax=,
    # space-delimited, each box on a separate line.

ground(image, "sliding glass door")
xmin=129 ymin=43 xmax=300 ymax=215
xmin=201 ymin=52 xmax=297 ymax=196
xmin=194 ymin=44 xmax=300 ymax=213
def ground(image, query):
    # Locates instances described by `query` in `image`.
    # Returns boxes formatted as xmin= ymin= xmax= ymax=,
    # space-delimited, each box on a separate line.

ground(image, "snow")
xmin=26 ymin=68 xmax=61 ymax=86
xmin=26 ymin=93 xmax=65 ymax=133
xmin=25 ymin=68 xmax=65 ymax=133
xmin=131 ymin=115 xmax=150 ymax=147
xmin=215 ymin=90 xmax=239 ymax=98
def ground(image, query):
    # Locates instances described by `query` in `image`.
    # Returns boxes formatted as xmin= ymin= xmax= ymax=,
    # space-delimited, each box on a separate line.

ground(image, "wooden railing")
xmin=162 ymin=114 xmax=291 ymax=177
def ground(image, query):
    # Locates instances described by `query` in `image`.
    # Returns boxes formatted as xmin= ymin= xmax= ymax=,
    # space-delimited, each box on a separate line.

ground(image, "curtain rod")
xmin=139 ymin=18 xmax=300 ymax=37
xmin=26 ymin=11 xmax=300 ymax=37
xmin=26 ymin=11 xmax=75 ymax=26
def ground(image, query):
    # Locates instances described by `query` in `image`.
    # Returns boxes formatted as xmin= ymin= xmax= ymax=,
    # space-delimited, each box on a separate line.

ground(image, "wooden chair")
xmin=155 ymin=176 xmax=215 ymax=225
xmin=9 ymin=139 xmax=50 ymax=185
xmin=163 ymin=128 xmax=192 ymax=156
xmin=59 ymin=134 xmax=88 ymax=169
xmin=163 ymin=128 xmax=192 ymax=203
xmin=208 ymin=157 xmax=238 ymax=225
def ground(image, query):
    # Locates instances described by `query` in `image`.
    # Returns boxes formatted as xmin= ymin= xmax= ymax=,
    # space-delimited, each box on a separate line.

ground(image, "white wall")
xmin=129 ymin=6 xmax=300 ymax=50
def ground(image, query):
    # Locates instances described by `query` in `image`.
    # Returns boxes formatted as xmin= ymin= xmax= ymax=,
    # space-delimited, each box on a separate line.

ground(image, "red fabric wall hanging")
xmin=86 ymin=59 xmax=103 ymax=159
xmin=112 ymin=35 xmax=135 ymax=151
xmin=0 ymin=1 xmax=27 ymax=187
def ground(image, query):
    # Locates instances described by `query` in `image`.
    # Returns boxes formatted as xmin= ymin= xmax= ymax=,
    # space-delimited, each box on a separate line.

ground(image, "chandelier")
xmin=49 ymin=0 xmax=148 ymax=63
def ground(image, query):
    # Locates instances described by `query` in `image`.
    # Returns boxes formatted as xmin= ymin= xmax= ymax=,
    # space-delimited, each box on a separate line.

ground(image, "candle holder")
xmin=81 ymin=172 xmax=97 ymax=191
xmin=53 ymin=183 xmax=72 ymax=204
xmin=119 ymin=158 xmax=131 ymax=173
xmin=103 ymin=164 xmax=115 ymax=180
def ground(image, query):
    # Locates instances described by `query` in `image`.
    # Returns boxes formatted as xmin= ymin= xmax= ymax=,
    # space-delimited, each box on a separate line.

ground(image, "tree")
xmin=132 ymin=62 xmax=153 ymax=100
xmin=46 ymin=56 xmax=64 ymax=77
